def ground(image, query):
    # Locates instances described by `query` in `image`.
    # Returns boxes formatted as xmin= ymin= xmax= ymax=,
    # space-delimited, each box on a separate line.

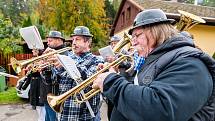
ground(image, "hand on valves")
xmin=92 ymin=65 xmax=116 ymax=92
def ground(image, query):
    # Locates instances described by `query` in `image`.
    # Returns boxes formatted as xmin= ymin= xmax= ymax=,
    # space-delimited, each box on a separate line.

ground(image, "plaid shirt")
xmin=57 ymin=51 xmax=104 ymax=121
xmin=133 ymin=52 xmax=145 ymax=71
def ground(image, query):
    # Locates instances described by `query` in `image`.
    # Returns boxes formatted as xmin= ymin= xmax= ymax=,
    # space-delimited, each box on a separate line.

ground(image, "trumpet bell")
xmin=10 ymin=57 xmax=22 ymax=74
xmin=10 ymin=47 xmax=72 ymax=74
xmin=176 ymin=10 xmax=206 ymax=31
xmin=113 ymin=32 xmax=132 ymax=53
xmin=47 ymin=93 xmax=64 ymax=113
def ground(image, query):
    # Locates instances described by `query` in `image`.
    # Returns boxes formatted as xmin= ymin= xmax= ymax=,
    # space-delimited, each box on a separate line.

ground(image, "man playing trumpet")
xmin=48 ymin=26 xmax=103 ymax=121
xmin=40 ymin=30 xmax=67 ymax=121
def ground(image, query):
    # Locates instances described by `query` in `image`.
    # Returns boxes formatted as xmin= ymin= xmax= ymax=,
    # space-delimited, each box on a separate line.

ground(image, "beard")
xmin=133 ymin=46 xmax=146 ymax=57
xmin=48 ymin=45 xmax=56 ymax=49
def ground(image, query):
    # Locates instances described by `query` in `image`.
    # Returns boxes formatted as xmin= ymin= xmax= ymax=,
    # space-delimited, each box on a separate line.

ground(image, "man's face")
xmin=131 ymin=27 xmax=151 ymax=57
xmin=71 ymin=36 xmax=90 ymax=55
xmin=47 ymin=38 xmax=62 ymax=49
xmin=110 ymin=41 xmax=118 ymax=49
xmin=32 ymin=49 xmax=39 ymax=56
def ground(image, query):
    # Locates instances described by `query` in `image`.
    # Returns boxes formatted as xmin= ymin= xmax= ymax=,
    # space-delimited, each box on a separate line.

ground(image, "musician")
xmin=105 ymin=35 xmax=121 ymax=63
xmin=51 ymin=26 xmax=103 ymax=121
xmin=24 ymin=49 xmax=45 ymax=121
xmin=106 ymin=35 xmax=121 ymax=120
xmin=104 ymin=35 xmax=124 ymax=120
xmin=40 ymin=30 xmax=67 ymax=121
xmin=110 ymin=35 xmax=121 ymax=48
xmin=92 ymin=9 xmax=215 ymax=121
xmin=100 ymin=35 xmax=136 ymax=120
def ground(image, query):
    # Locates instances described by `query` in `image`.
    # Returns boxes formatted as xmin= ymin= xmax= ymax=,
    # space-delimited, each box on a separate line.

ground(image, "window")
xmin=121 ymin=11 xmax=125 ymax=27
xmin=126 ymin=7 xmax=131 ymax=20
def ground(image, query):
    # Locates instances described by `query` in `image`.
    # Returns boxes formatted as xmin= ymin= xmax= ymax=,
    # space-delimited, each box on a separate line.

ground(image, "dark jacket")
xmin=40 ymin=44 xmax=69 ymax=103
xmin=103 ymin=34 xmax=215 ymax=121
xmin=29 ymin=72 xmax=43 ymax=106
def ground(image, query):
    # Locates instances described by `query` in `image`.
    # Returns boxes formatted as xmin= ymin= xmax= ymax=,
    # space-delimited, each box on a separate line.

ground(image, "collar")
xmin=78 ymin=51 xmax=91 ymax=58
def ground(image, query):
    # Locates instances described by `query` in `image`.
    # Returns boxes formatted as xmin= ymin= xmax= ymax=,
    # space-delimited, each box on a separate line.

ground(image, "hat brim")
xmin=109 ymin=39 xmax=120 ymax=43
xmin=128 ymin=19 xmax=175 ymax=35
xmin=46 ymin=36 xmax=65 ymax=40
xmin=70 ymin=34 xmax=93 ymax=37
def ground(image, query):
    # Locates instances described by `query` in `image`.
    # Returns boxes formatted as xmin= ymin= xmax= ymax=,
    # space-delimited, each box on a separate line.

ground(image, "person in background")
xmin=102 ymin=35 xmax=135 ymax=120
xmin=92 ymin=9 xmax=215 ymax=121
xmin=105 ymin=35 xmax=121 ymax=63
xmin=105 ymin=35 xmax=121 ymax=120
xmin=24 ymin=49 xmax=45 ymax=121
xmin=109 ymin=35 xmax=121 ymax=48
xmin=40 ymin=30 xmax=67 ymax=121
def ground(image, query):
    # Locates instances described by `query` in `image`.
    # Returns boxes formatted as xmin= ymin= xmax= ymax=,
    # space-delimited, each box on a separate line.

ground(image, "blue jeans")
xmin=93 ymin=111 xmax=101 ymax=121
xmin=44 ymin=102 xmax=57 ymax=121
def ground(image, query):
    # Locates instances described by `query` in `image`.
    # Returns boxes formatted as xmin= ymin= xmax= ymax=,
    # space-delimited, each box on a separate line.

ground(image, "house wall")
xmin=114 ymin=0 xmax=141 ymax=34
xmin=189 ymin=24 xmax=215 ymax=56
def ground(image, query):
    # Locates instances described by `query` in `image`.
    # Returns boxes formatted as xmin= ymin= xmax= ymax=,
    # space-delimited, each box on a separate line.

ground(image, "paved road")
xmin=0 ymin=104 xmax=37 ymax=121
xmin=0 ymin=102 xmax=108 ymax=121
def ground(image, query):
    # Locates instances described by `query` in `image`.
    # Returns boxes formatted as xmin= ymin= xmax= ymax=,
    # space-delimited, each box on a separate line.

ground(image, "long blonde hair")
xmin=147 ymin=23 xmax=178 ymax=47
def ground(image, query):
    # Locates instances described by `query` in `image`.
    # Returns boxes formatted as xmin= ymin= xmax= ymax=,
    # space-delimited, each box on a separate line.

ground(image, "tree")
xmin=0 ymin=0 xmax=36 ymax=27
xmin=22 ymin=13 xmax=47 ymax=39
xmin=201 ymin=0 xmax=215 ymax=7
xmin=37 ymin=0 xmax=110 ymax=52
xmin=105 ymin=0 xmax=116 ymax=26
xmin=113 ymin=0 xmax=121 ymax=11
xmin=0 ymin=12 xmax=22 ymax=55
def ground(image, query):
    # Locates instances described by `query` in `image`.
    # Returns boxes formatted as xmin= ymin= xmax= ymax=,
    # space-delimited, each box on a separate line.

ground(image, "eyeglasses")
xmin=132 ymin=32 xmax=144 ymax=41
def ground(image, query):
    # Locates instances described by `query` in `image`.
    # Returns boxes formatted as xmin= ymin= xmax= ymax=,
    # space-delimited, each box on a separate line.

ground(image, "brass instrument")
xmin=176 ymin=10 xmax=206 ymax=31
xmin=113 ymin=32 xmax=132 ymax=53
xmin=47 ymin=11 xmax=207 ymax=113
xmin=10 ymin=47 xmax=72 ymax=74
xmin=47 ymin=53 xmax=134 ymax=113
xmin=47 ymin=34 xmax=134 ymax=113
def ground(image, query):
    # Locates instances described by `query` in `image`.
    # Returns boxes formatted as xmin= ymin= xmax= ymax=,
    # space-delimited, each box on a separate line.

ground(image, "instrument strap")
xmin=76 ymin=78 xmax=95 ymax=118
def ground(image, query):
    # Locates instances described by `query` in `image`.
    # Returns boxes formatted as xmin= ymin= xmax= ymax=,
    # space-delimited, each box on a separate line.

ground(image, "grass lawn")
xmin=0 ymin=87 xmax=28 ymax=104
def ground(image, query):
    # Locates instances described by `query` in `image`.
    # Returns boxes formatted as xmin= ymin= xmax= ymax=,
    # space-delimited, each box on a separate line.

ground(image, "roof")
xmin=133 ymin=0 xmax=215 ymax=18
xmin=110 ymin=0 xmax=215 ymax=35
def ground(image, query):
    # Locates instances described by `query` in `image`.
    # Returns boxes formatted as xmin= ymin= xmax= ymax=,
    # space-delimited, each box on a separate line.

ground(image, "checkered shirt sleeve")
xmin=134 ymin=52 xmax=145 ymax=71
xmin=58 ymin=52 xmax=104 ymax=121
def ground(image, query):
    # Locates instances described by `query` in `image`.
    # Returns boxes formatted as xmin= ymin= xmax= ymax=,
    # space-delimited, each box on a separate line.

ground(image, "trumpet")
xmin=47 ymin=32 xmax=134 ymax=113
xmin=176 ymin=10 xmax=206 ymax=31
xmin=10 ymin=47 xmax=72 ymax=74
xmin=113 ymin=32 xmax=132 ymax=53
xmin=47 ymin=53 xmax=134 ymax=113
xmin=48 ymin=11 xmax=207 ymax=113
